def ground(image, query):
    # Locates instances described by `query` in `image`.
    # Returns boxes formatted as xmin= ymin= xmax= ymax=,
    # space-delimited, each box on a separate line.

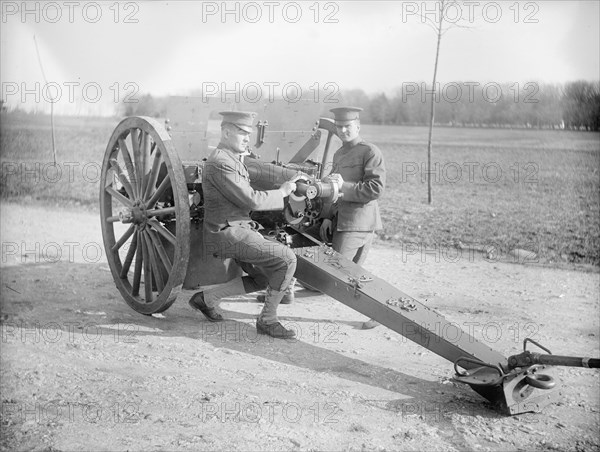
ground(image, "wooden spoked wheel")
xmin=100 ymin=116 xmax=190 ymax=314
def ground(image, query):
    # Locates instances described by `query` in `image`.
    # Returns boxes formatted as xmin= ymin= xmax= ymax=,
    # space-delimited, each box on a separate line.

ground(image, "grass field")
xmin=363 ymin=124 xmax=600 ymax=268
xmin=1 ymin=112 xmax=599 ymax=267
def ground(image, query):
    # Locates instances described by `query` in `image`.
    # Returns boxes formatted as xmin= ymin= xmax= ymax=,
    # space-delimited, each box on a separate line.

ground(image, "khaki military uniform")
xmin=327 ymin=136 xmax=385 ymax=264
xmin=203 ymin=146 xmax=296 ymax=292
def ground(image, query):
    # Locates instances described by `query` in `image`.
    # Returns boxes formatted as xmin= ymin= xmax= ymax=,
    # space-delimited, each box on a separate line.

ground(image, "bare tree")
xmin=421 ymin=1 xmax=469 ymax=203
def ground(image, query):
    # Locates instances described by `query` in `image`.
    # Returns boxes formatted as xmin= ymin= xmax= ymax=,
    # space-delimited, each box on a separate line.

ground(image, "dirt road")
xmin=1 ymin=202 xmax=598 ymax=451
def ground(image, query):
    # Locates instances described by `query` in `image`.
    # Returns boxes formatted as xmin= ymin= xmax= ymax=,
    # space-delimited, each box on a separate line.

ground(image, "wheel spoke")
xmin=147 ymin=218 xmax=177 ymax=246
xmin=146 ymin=206 xmax=177 ymax=218
xmin=111 ymin=224 xmax=135 ymax=253
xmin=147 ymin=228 xmax=172 ymax=274
xmin=105 ymin=186 xmax=133 ymax=209
xmin=108 ymin=159 xmax=134 ymax=200
xmin=146 ymin=174 xmax=171 ymax=208
xmin=139 ymin=131 xmax=147 ymax=195
xmin=120 ymin=231 xmax=138 ymax=279
xmin=132 ymin=235 xmax=143 ymax=296
xmin=143 ymin=230 xmax=165 ymax=293
xmin=139 ymin=131 xmax=152 ymax=196
xmin=141 ymin=230 xmax=153 ymax=303
xmin=118 ymin=137 xmax=139 ymax=198
xmin=143 ymin=144 xmax=162 ymax=201
xmin=130 ymin=128 xmax=142 ymax=190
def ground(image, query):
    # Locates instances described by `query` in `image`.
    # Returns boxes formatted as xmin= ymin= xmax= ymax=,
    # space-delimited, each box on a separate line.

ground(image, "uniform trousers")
xmin=214 ymin=225 xmax=297 ymax=293
xmin=331 ymin=231 xmax=374 ymax=265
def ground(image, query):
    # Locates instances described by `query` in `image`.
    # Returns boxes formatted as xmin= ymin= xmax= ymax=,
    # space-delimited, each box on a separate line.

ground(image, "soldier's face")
xmin=225 ymin=126 xmax=251 ymax=153
xmin=336 ymin=120 xmax=360 ymax=143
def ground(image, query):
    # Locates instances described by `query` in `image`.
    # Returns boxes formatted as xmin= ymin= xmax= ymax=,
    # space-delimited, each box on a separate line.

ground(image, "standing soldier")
xmin=320 ymin=107 xmax=386 ymax=329
xmin=189 ymin=111 xmax=300 ymax=339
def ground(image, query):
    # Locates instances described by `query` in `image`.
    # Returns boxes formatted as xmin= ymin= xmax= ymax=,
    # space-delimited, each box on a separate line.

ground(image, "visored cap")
xmin=219 ymin=111 xmax=257 ymax=133
xmin=330 ymin=106 xmax=363 ymax=125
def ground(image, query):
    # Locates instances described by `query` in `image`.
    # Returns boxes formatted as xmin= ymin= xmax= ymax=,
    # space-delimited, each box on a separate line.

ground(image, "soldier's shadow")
xmin=156 ymin=297 xmax=500 ymax=426
xmin=1 ymin=262 xmax=498 ymax=424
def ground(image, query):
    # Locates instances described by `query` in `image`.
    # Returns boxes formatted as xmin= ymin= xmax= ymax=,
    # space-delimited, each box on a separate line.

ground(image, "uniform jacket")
xmin=327 ymin=136 xmax=385 ymax=232
xmin=203 ymin=146 xmax=284 ymax=247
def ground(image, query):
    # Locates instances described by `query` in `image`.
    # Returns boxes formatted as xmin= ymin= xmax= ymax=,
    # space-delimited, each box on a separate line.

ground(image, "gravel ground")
xmin=1 ymin=202 xmax=599 ymax=451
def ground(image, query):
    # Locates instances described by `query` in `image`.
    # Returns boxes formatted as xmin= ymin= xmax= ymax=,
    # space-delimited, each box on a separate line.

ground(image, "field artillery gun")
xmin=99 ymin=97 xmax=598 ymax=416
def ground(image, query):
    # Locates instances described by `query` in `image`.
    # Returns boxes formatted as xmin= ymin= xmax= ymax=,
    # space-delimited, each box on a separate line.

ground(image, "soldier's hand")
xmin=325 ymin=173 xmax=344 ymax=190
xmin=279 ymin=172 xmax=306 ymax=196
xmin=320 ymin=219 xmax=333 ymax=242
xmin=279 ymin=180 xmax=297 ymax=196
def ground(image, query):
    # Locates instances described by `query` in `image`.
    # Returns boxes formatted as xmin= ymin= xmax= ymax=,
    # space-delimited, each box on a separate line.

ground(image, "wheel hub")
xmin=118 ymin=200 xmax=147 ymax=228
xmin=131 ymin=201 xmax=147 ymax=228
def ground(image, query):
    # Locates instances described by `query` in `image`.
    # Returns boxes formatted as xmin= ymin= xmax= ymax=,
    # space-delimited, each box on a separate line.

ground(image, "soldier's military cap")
xmin=219 ymin=111 xmax=257 ymax=133
xmin=330 ymin=106 xmax=363 ymax=125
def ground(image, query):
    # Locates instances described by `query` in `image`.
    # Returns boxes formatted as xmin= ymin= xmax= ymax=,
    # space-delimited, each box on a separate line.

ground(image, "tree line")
xmin=338 ymin=81 xmax=599 ymax=131
xmin=120 ymin=80 xmax=600 ymax=131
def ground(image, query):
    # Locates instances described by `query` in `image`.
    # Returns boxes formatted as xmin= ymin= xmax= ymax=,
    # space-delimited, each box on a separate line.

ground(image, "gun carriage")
xmin=99 ymin=97 xmax=598 ymax=416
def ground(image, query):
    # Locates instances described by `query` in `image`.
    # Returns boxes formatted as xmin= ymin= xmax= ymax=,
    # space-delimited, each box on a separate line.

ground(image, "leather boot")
xmin=256 ymin=278 xmax=295 ymax=305
xmin=256 ymin=287 xmax=296 ymax=339
xmin=188 ymin=292 xmax=223 ymax=322
xmin=189 ymin=278 xmax=245 ymax=322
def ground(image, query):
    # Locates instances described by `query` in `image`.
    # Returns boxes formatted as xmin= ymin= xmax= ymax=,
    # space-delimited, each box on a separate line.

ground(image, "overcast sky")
xmin=1 ymin=0 xmax=599 ymax=115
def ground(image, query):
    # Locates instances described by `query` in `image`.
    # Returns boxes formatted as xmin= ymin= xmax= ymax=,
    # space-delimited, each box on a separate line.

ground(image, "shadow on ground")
xmin=1 ymin=261 xmax=502 ymax=432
